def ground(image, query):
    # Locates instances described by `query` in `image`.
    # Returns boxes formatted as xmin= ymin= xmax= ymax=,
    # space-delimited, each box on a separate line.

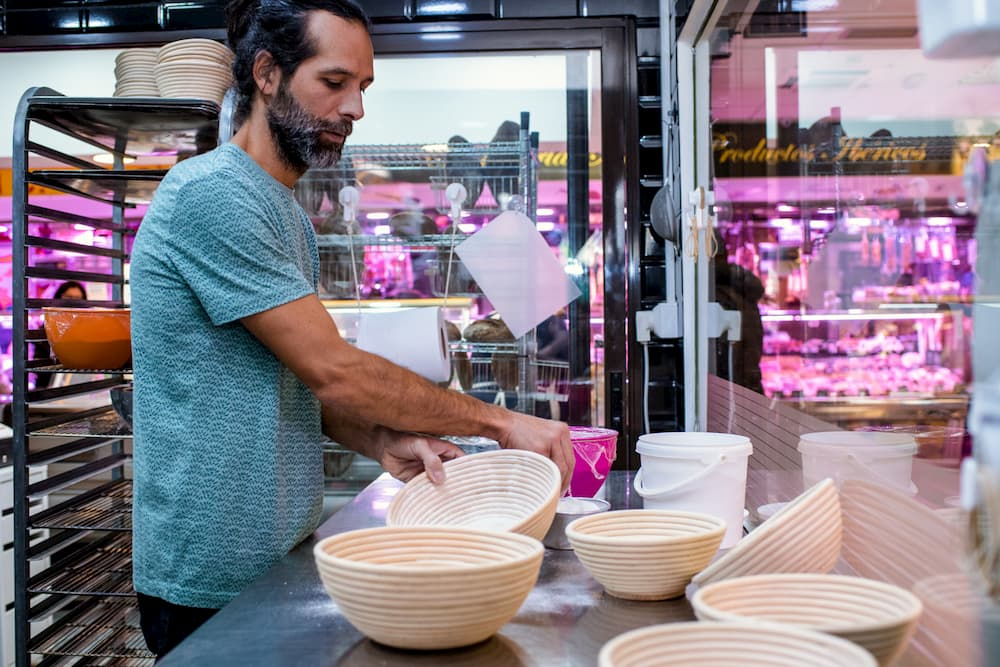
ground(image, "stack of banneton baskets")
xmin=312 ymin=451 xmax=927 ymax=666
xmin=153 ymin=38 xmax=233 ymax=104
xmin=113 ymin=48 xmax=160 ymax=97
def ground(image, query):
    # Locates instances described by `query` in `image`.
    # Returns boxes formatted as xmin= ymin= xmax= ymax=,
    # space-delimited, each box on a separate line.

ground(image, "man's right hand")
xmin=494 ymin=413 xmax=574 ymax=492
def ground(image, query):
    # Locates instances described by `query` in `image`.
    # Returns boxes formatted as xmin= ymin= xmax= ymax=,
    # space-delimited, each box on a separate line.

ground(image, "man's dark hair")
xmin=226 ymin=0 xmax=371 ymax=123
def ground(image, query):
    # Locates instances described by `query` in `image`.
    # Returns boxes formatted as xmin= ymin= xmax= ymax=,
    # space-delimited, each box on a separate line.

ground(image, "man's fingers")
xmin=554 ymin=429 xmax=574 ymax=493
xmin=414 ymin=437 xmax=464 ymax=485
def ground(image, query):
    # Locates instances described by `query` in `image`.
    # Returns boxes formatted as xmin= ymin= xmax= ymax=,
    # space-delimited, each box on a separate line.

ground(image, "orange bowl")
xmin=42 ymin=308 xmax=132 ymax=370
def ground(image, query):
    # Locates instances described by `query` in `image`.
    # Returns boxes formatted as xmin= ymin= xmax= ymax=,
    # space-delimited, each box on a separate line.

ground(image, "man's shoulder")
xmin=165 ymin=144 xmax=255 ymax=192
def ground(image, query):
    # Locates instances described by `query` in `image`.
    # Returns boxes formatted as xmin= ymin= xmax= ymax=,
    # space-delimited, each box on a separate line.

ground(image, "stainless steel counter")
xmin=158 ymin=471 xmax=698 ymax=667
xmin=158 ymin=461 xmax=969 ymax=666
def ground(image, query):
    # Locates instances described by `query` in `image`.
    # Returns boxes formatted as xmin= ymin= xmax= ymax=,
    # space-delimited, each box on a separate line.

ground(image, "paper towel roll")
xmin=355 ymin=307 xmax=452 ymax=383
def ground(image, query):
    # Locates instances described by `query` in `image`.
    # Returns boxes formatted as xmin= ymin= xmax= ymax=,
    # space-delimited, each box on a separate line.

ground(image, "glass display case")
xmin=675 ymin=2 xmax=1000 ymax=663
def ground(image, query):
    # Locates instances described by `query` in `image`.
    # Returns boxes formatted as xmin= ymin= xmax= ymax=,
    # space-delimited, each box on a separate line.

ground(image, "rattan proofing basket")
xmin=386 ymin=449 xmax=561 ymax=541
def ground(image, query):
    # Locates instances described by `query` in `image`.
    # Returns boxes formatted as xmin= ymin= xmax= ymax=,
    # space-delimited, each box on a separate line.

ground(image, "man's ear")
xmin=252 ymin=50 xmax=280 ymax=98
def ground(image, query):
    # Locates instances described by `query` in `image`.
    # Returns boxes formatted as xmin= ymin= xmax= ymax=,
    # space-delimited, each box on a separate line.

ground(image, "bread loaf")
xmin=464 ymin=318 xmax=518 ymax=391
xmin=462 ymin=318 xmax=513 ymax=343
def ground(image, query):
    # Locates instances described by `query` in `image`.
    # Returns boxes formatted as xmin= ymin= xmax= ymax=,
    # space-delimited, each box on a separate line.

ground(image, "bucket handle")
xmin=843 ymin=454 xmax=918 ymax=495
xmin=633 ymin=455 xmax=728 ymax=499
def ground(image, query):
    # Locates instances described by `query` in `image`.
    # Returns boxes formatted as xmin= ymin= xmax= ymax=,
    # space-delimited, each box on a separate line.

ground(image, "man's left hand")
xmin=377 ymin=431 xmax=465 ymax=484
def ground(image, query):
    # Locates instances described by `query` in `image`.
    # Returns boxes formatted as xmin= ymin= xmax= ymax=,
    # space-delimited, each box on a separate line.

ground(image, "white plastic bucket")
xmin=633 ymin=432 xmax=753 ymax=548
xmin=797 ymin=431 xmax=918 ymax=495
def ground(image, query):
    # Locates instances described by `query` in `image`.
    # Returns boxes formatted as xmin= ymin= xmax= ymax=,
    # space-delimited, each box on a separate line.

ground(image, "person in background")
xmin=51 ymin=281 xmax=87 ymax=302
xmin=33 ymin=281 xmax=87 ymax=390
xmin=483 ymin=119 xmax=521 ymax=209
xmin=537 ymin=310 xmax=569 ymax=363
xmin=128 ymin=0 xmax=573 ymax=659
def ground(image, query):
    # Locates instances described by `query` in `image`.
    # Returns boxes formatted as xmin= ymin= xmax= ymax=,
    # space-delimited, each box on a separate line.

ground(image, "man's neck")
xmin=230 ymin=110 xmax=305 ymax=189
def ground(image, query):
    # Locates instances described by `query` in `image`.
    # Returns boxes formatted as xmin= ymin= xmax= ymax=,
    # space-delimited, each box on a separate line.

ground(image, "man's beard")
xmin=266 ymin=80 xmax=352 ymax=172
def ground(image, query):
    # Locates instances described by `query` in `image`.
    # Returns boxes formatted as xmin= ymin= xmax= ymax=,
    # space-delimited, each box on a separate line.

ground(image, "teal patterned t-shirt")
xmin=131 ymin=142 xmax=324 ymax=609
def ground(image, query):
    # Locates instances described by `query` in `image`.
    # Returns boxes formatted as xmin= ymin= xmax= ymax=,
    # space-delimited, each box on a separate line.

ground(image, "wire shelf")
xmin=29 ymin=532 xmax=134 ymax=597
xmin=32 ymin=480 xmax=133 ymax=531
xmin=342 ymin=140 xmax=523 ymax=170
xmin=449 ymin=341 xmax=522 ymax=355
xmin=315 ymin=233 xmax=469 ymax=249
xmin=532 ymin=360 xmax=571 ymax=401
xmin=30 ymin=363 xmax=132 ymax=375
xmin=429 ymin=173 xmax=520 ymax=213
xmin=31 ymin=407 xmax=131 ymax=439
xmin=297 ymin=139 xmax=530 ymax=216
xmin=31 ymin=597 xmax=153 ymax=661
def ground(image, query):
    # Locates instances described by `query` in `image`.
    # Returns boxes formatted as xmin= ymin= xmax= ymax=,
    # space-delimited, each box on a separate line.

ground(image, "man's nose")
xmin=341 ymin=88 xmax=364 ymax=122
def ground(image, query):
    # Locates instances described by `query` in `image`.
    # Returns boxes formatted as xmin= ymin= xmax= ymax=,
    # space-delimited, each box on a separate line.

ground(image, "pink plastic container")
xmin=568 ymin=427 xmax=619 ymax=497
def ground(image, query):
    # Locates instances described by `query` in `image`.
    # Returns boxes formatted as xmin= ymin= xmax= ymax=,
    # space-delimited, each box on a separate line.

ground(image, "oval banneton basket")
xmin=566 ymin=509 xmax=725 ymax=601
xmin=386 ymin=449 xmax=561 ymax=541
xmin=691 ymin=573 xmax=923 ymax=667
xmin=313 ymin=526 xmax=543 ymax=650
xmin=599 ymin=621 xmax=878 ymax=667
xmin=692 ymin=478 xmax=842 ymax=586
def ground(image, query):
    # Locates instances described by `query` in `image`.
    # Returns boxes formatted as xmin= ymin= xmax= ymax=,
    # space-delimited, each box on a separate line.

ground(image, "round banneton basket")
xmin=691 ymin=574 xmax=923 ymax=666
xmin=313 ymin=526 xmax=543 ymax=650
xmin=386 ymin=449 xmax=561 ymax=541
xmin=566 ymin=509 xmax=725 ymax=601
xmin=692 ymin=478 xmax=842 ymax=586
xmin=599 ymin=621 xmax=878 ymax=667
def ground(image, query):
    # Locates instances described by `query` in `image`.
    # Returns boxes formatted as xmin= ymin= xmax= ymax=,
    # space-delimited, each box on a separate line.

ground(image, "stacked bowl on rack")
xmin=113 ymin=48 xmax=159 ymax=97
xmin=154 ymin=38 xmax=234 ymax=104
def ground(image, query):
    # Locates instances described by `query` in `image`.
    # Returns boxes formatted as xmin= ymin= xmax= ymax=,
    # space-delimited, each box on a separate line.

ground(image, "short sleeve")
xmin=165 ymin=174 xmax=315 ymax=326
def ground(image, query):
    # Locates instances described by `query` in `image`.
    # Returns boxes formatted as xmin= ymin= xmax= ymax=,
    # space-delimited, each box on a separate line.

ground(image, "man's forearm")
xmin=313 ymin=346 xmax=509 ymax=443
xmin=241 ymin=294 xmax=510 ymax=442
xmin=320 ymin=404 xmax=383 ymax=460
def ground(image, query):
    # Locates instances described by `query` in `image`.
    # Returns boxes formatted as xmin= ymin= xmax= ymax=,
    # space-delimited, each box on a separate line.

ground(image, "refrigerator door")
xmin=677 ymin=1 xmax=999 ymax=661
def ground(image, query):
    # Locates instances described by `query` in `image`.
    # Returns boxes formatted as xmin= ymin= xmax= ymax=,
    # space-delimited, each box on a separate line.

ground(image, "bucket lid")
xmin=797 ymin=431 xmax=917 ymax=458
xmin=636 ymin=432 xmax=753 ymax=457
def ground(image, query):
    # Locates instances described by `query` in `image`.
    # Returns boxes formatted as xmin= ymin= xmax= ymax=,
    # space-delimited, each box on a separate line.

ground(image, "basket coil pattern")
xmin=692 ymin=574 xmax=923 ymax=666
xmin=386 ymin=449 xmax=561 ymax=541
xmin=693 ymin=478 xmax=842 ymax=586
xmin=566 ymin=509 xmax=726 ymax=601
xmin=598 ymin=621 xmax=878 ymax=667
xmin=314 ymin=526 xmax=543 ymax=650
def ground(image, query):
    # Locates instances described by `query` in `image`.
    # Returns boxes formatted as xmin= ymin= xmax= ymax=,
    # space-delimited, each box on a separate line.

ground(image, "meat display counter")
xmin=758 ymin=303 xmax=970 ymax=461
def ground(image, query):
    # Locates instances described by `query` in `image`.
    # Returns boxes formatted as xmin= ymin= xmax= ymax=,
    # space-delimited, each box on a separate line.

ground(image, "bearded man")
xmin=129 ymin=0 xmax=573 ymax=659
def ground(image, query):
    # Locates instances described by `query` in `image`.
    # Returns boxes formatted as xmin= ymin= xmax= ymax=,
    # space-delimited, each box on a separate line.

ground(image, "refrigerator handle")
xmin=609 ymin=371 xmax=624 ymax=434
